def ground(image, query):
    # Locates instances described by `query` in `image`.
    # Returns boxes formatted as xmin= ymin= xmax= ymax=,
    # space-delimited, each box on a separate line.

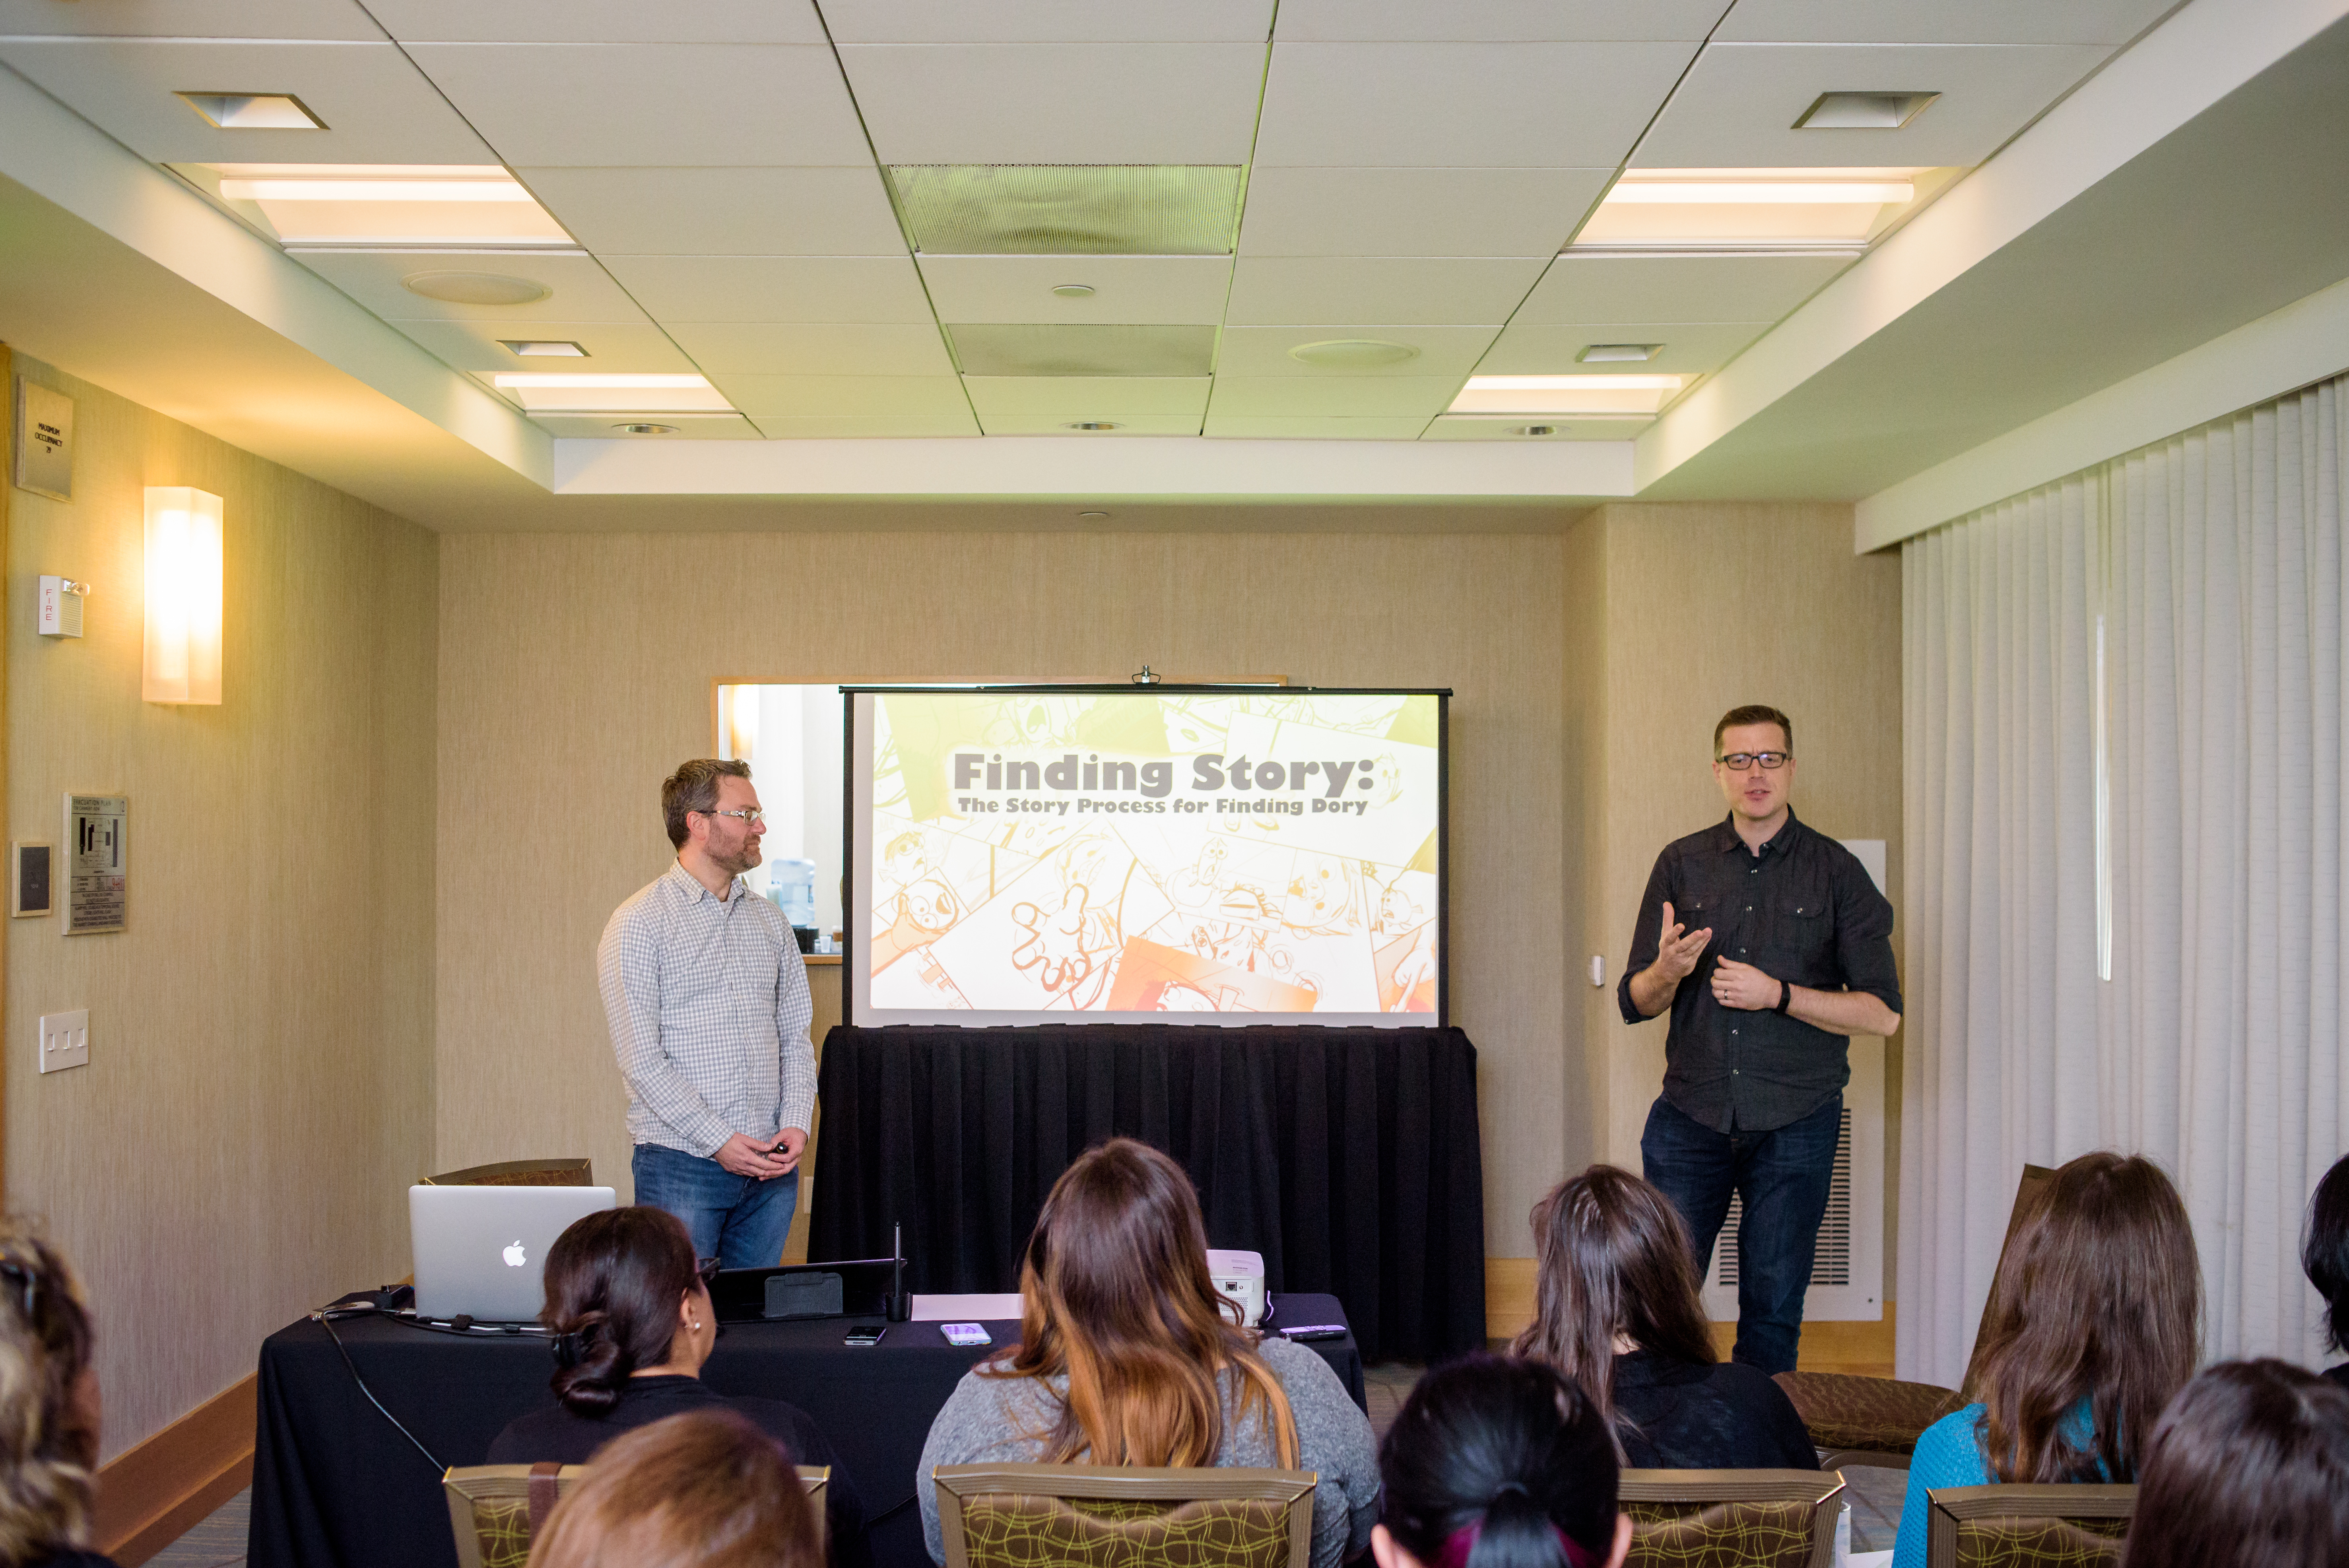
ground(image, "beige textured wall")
xmin=1571 ymin=504 xmax=1904 ymax=1255
xmin=4 ymin=355 xmax=437 ymax=1459
xmin=433 ymin=530 xmax=1574 ymax=1257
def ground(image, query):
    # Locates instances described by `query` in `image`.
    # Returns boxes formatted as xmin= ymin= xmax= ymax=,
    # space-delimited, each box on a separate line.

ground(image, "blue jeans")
xmin=631 ymin=1143 xmax=799 ymax=1270
xmin=1640 ymin=1093 xmax=1841 ymax=1376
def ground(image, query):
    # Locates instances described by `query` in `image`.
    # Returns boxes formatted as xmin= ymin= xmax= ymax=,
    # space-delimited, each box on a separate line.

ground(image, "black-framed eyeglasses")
xmin=1717 ymin=751 xmax=1790 ymax=771
xmin=695 ymin=1257 xmax=721 ymax=1287
xmin=696 ymin=807 xmax=764 ymax=826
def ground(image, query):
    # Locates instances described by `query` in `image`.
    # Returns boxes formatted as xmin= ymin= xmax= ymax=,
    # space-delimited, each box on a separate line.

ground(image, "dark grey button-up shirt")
xmin=1617 ymin=809 xmax=1900 ymax=1133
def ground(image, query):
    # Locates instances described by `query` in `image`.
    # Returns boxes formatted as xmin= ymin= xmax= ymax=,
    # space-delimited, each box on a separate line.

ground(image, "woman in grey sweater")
xmin=916 ymin=1140 xmax=1379 ymax=1568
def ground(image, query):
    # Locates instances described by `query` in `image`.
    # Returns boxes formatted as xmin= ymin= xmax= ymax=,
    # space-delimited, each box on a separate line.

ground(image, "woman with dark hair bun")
xmin=1373 ymin=1356 xmax=1629 ymax=1568
xmin=2119 ymin=1359 xmax=2349 ymax=1568
xmin=2301 ymin=1151 xmax=2349 ymax=1391
xmin=487 ymin=1206 xmax=866 ymax=1566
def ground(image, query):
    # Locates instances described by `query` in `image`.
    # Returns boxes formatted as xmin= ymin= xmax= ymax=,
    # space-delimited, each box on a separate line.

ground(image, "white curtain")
xmin=1900 ymin=375 xmax=2349 ymax=1385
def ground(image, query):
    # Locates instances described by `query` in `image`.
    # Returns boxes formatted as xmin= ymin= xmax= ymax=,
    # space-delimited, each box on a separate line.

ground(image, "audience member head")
xmin=525 ymin=1408 xmax=819 ymax=1568
xmin=1002 ymin=1137 xmax=1297 ymax=1467
xmin=1510 ymin=1166 xmax=1714 ymax=1457
xmin=2301 ymin=1151 xmax=2349 ymax=1358
xmin=1970 ymin=1151 xmax=2201 ymax=1483
xmin=1374 ymin=1355 xmax=1629 ymax=1568
xmin=0 ymin=1222 xmax=100 ymax=1566
xmin=2119 ymin=1359 xmax=2349 ymax=1568
xmin=541 ymin=1206 xmax=712 ymax=1416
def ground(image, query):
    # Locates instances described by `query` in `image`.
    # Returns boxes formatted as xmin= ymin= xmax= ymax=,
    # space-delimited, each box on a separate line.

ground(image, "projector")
xmin=1206 ymin=1249 xmax=1266 ymax=1327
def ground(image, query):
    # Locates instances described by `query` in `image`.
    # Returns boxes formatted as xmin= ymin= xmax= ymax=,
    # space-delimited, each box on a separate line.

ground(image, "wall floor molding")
xmin=93 ymin=1374 xmax=255 ymax=1567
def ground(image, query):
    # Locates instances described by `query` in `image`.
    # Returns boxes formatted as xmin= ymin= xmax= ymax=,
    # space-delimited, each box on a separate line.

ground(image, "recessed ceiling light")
xmin=1051 ymin=284 xmax=1096 ymax=298
xmin=1064 ymin=421 xmax=1122 ymax=431
xmin=614 ymin=423 xmax=679 ymax=435
xmin=177 ymin=93 xmax=325 ymax=130
xmin=491 ymin=373 xmax=732 ymax=413
xmin=1288 ymin=340 xmax=1420 ymax=369
xmin=191 ymin=163 xmax=571 ymax=247
xmin=1794 ymin=92 xmax=1940 ymax=131
xmin=1516 ymin=425 xmax=1557 ymax=437
xmin=1573 ymin=167 xmax=1926 ymax=251
xmin=1077 ymin=510 xmax=1112 ymax=520
xmin=401 ymin=270 xmax=552 ymax=305
xmin=1577 ymin=343 xmax=1661 ymax=363
xmin=501 ymin=340 xmax=587 ymax=357
xmin=1449 ymin=375 xmax=1685 ymax=416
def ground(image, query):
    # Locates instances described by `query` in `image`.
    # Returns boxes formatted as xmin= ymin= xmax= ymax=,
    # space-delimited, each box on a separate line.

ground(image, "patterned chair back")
xmin=933 ymin=1463 xmax=1318 ymax=1568
xmin=1925 ymin=1484 xmax=2135 ymax=1568
xmin=442 ymin=1460 xmax=829 ymax=1568
xmin=1619 ymin=1469 xmax=1847 ymax=1568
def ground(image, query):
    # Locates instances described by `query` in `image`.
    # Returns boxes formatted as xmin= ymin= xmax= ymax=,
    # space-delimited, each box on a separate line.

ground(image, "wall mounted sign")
xmin=12 ymin=379 xmax=74 ymax=503
xmin=64 ymin=794 xmax=126 ymax=935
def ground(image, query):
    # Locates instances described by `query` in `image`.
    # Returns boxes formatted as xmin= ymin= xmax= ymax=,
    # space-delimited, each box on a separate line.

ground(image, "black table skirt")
xmin=808 ymin=1025 xmax=1486 ymax=1363
xmin=246 ymin=1293 xmax=1363 ymax=1568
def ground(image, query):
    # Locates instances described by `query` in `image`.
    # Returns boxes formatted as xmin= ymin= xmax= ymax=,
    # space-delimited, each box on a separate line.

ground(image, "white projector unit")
xmin=1206 ymin=1248 xmax=1266 ymax=1327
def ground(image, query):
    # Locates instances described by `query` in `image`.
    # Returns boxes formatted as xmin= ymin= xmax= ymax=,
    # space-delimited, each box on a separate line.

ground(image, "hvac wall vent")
xmin=947 ymin=323 xmax=1217 ymax=378
xmin=887 ymin=165 xmax=1243 ymax=255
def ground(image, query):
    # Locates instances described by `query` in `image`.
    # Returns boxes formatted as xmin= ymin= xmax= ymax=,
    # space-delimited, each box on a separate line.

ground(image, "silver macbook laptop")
xmin=409 ymin=1184 xmax=616 ymax=1322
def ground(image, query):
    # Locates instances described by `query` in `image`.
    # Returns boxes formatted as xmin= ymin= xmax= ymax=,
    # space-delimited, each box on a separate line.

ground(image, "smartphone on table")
xmin=843 ymin=1324 xmax=886 ymax=1347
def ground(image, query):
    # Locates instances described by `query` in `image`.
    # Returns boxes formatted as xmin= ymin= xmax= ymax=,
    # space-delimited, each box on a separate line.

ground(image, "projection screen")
xmin=847 ymin=686 xmax=1447 ymax=1027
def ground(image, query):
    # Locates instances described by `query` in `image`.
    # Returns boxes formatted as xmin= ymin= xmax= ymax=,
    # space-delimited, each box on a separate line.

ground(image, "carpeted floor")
xmin=141 ymin=1485 xmax=247 ymax=1568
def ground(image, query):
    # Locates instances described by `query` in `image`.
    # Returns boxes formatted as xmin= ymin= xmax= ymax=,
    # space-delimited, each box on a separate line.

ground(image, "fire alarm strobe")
xmin=37 ymin=577 xmax=89 ymax=638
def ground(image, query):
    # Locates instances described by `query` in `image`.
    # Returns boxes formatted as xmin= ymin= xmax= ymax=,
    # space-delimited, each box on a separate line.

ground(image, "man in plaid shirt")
xmin=598 ymin=758 xmax=818 ymax=1268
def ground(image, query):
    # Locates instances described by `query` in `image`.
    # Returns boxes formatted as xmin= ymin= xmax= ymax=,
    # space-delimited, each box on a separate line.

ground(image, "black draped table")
xmin=248 ymin=1293 xmax=1363 ymax=1568
xmin=808 ymin=1025 xmax=1486 ymax=1364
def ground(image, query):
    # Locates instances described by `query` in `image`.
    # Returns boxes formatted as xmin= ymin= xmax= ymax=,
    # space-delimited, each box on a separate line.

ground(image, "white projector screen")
xmin=846 ymin=686 xmax=1447 ymax=1027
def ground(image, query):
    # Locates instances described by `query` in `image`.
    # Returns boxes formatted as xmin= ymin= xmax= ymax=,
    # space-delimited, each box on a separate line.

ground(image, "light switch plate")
xmin=37 ymin=1009 xmax=87 ymax=1073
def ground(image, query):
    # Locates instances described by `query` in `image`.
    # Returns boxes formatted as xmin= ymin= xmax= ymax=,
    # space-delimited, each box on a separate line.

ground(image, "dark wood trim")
xmin=93 ymin=1374 xmax=256 ymax=1566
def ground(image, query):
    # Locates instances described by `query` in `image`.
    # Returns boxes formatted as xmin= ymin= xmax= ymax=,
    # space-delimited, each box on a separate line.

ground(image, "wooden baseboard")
xmin=1488 ymin=1258 xmax=1896 ymax=1376
xmin=93 ymin=1374 xmax=256 ymax=1567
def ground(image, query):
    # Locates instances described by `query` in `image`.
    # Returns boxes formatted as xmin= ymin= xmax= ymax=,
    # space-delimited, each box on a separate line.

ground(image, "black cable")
xmin=868 ymin=1494 xmax=918 ymax=1525
xmin=313 ymin=1310 xmax=447 ymax=1473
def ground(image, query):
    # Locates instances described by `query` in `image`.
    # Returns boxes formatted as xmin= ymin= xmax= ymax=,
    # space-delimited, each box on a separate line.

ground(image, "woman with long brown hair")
xmin=1890 ymin=1151 xmax=2202 ymax=1568
xmin=1511 ymin=1166 xmax=1814 ymax=1469
xmin=2118 ymin=1359 xmax=2349 ymax=1568
xmin=916 ymin=1139 xmax=1378 ymax=1568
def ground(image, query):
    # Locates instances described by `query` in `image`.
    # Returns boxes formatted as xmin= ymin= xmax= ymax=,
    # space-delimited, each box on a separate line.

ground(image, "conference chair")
xmin=422 ymin=1157 xmax=595 ymax=1187
xmin=1925 ymin=1484 xmax=2135 ymax=1568
xmin=1618 ymin=1469 xmax=1846 ymax=1568
xmin=1773 ymin=1164 xmax=2056 ymax=1466
xmin=932 ymin=1463 xmax=1317 ymax=1568
xmin=442 ymin=1461 xmax=830 ymax=1568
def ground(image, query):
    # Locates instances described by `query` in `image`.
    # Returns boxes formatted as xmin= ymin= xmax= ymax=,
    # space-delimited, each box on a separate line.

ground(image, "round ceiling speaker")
xmin=400 ymin=270 xmax=552 ymax=306
xmin=1287 ymin=338 xmax=1420 ymax=369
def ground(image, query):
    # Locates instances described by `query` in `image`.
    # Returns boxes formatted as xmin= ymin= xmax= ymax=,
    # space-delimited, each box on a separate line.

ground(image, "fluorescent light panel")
xmin=1574 ymin=167 xmax=1925 ymax=251
xmin=491 ymin=373 xmax=732 ymax=412
xmin=187 ymin=163 xmax=572 ymax=247
xmin=1448 ymin=374 xmax=1684 ymax=415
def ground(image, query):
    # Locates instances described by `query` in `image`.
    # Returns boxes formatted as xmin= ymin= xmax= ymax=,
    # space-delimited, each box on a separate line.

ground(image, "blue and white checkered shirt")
xmin=597 ymin=861 xmax=817 ymax=1159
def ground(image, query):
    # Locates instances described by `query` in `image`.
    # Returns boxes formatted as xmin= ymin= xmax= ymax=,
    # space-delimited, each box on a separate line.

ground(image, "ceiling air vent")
xmin=947 ymin=324 xmax=1217 ymax=378
xmin=886 ymin=165 xmax=1243 ymax=255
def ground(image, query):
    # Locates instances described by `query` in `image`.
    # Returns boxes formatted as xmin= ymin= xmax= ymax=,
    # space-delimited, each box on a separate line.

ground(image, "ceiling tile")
xmin=819 ymin=0 xmax=1272 ymax=43
xmin=837 ymin=44 xmax=1267 ymax=163
xmin=1254 ymin=43 xmax=1696 ymax=168
xmin=1238 ymin=168 xmax=1611 ymax=258
xmin=597 ymin=256 xmax=936 ymax=323
xmin=1207 ymin=376 xmax=1464 ymax=416
xmin=0 ymin=0 xmax=386 ymax=39
xmin=1512 ymin=252 xmax=1854 ymax=324
xmin=1420 ymin=414 xmax=1652 ymax=439
xmin=666 ymin=323 xmax=955 ymax=376
xmin=1224 ymin=258 xmax=1547 ymax=325
xmin=402 ymin=44 xmax=868 ymax=166
xmin=1631 ymin=42 xmax=2113 ymax=169
xmin=1214 ymin=325 xmax=1499 ymax=378
xmin=1275 ymin=0 xmax=1731 ymax=41
xmin=1713 ymin=0 xmax=2176 ymax=47
xmin=962 ymin=377 xmax=1211 ymax=416
xmin=707 ymin=374 xmax=972 ymax=416
xmin=916 ymin=256 xmax=1232 ymax=325
xmin=388 ymin=319 xmax=696 ymax=372
xmin=296 ymin=250 xmax=653 ymax=322
xmin=362 ymin=0 xmax=825 ymax=42
xmin=1202 ymin=414 xmax=1435 ymax=438
xmin=0 ymin=39 xmax=497 ymax=163
xmin=749 ymin=412 xmax=983 ymax=437
xmin=518 ymin=168 xmax=907 ymax=256
xmin=976 ymin=414 xmax=1205 ymax=435
xmin=1476 ymin=321 xmax=1773 ymax=374
xmin=532 ymin=414 xmax=767 ymax=438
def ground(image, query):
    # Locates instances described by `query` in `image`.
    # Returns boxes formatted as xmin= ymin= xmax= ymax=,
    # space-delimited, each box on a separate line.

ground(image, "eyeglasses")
xmin=695 ymin=1257 xmax=721 ymax=1287
xmin=697 ymin=807 xmax=764 ymax=825
xmin=1717 ymin=751 xmax=1790 ymax=770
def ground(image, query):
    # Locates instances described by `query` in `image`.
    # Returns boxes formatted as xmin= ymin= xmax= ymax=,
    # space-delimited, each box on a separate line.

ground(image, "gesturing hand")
xmin=1650 ymin=900 xmax=1714 ymax=982
xmin=1710 ymin=957 xmax=1783 ymax=1012
xmin=714 ymin=1132 xmax=794 ymax=1180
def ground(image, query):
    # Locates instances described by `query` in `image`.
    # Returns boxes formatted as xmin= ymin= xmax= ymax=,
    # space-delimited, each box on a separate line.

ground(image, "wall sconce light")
xmin=143 ymin=487 xmax=223 ymax=705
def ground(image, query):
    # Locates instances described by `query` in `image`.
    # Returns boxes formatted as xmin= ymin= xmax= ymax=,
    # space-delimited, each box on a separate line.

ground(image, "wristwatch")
xmin=1773 ymin=979 xmax=1793 ymax=1015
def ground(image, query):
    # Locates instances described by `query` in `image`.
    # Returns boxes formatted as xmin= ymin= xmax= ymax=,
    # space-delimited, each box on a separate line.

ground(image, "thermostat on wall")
xmin=12 ymin=842 xmax=50 ymax=917
xmin=37 ymin=577 xmax=88 ymax=638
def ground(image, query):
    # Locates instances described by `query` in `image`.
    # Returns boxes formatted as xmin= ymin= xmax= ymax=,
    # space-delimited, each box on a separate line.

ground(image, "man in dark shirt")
xmin=1619 ymin=703 xmax=1901 ymax=1374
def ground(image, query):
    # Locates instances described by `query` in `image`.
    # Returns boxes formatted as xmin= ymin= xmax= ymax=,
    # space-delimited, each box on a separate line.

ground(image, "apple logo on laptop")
xmin=503 ymin=1240 xmax=528 ymax=1268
